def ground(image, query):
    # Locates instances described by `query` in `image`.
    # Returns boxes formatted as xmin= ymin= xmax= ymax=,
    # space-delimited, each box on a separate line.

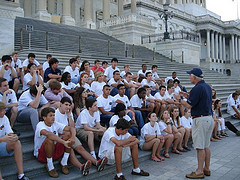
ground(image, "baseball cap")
xmin=186 ymin=68 xmax=204 ymax=78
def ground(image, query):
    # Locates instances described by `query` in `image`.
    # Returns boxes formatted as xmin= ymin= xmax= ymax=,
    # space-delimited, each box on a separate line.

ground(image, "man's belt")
xmin=192 ymin=115 xmax=211 ymax=119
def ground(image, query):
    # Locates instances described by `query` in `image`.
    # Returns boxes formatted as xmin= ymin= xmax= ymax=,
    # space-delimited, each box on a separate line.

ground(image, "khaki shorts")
xmin=72 ymin=136 xmax=82 ymax=149
xmin=101 ymin=146 xmax=131 ymax=165
xmin=76 ymin=128 xmax=100 ymax=143
xmin=192 ymin=116 xmax=214 ymax=150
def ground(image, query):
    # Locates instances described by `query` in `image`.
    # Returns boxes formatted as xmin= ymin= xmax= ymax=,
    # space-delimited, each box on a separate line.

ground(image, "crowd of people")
xmin=0 ymin=52 xmax=239 ymax=180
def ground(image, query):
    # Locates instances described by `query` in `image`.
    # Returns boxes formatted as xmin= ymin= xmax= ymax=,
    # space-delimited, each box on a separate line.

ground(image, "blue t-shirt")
xmin=187 ymin=80 xmax=212 ymax=116
xmin=44 ymin=67 xmax=61 ymax=83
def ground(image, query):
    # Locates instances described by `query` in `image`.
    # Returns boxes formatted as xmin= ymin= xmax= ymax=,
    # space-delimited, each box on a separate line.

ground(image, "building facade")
xmin=0 ymin=0 xmax=240 ymax=76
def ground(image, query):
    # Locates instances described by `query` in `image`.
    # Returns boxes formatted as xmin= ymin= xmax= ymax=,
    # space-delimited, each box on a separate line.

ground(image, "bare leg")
xmin=195 ymin=149 xmax=205 ymax=175
xmin=154 ymin=103 xmax=161 ymax=117
xmin=142 ymin=138 xmax=160 ymax=157
xmin=177 ymin=128 xmax=185 ymax=149
xmin=74 ymin=145 xmax=97 ymax=165
xmin=10 ymin=107 xmax=18 ymax=127
xmin=164 ymin=134 xmax=174 ymax=153
xmin=6 ymin=140 xmax=23 ymax=175
xmin=114 ymin=146 xmax=122 ymax=174
xmin=69 ymin=149 xmax=82 ymax=169
xmin=130 ymin=143 xmax=139 ymax=169
xmin=204 ymin=148 xmax=211 ymax=171
xmin=13 ymin=78 xmax=20 ymax=94
xmin=156 ymin=141 xmax=164 ymax=155
xmin=184 ymin=128 xmax=191 ymax=147
xmin=172 ymin=132 xmax=181 ymax=150
xmin=88 ymin=131 xmax=94 ymax=152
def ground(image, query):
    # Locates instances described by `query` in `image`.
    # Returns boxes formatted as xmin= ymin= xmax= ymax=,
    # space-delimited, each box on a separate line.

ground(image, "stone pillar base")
xmin=35 ymin=11 xmax=51 ymax=22
xmin=61 ymin=15 xmax=75 ymax=26
xmin=154 ymin=39 xmax=201 ymax=65
xmin=81 ymin=21 xmax=96 ymax=29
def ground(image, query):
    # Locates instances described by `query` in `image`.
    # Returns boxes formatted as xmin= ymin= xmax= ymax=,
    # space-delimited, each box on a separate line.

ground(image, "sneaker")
xmin=96 ymin=157 xmax=108 ymax=171
xmin=236 ymin=131 xmax=240 ymax=136
xmin=114 ymin=175 xmax=126 ymax=180
xmin=17 ymin=175 xmax=29 ymax=180
xmin=81 ymin=160 xmax=91 ymax=176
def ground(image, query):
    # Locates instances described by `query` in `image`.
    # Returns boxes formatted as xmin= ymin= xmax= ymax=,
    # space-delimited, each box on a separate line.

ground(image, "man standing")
xmin=174 ymin=68 xmax=213 ymax=179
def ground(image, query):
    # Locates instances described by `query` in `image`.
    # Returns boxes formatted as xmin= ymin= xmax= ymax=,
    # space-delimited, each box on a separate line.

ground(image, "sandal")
xmin=156 ymin=154 xmax=165 ymax=161
xmin=151 ymin=156 xmax=161 ymax=162
xmin=213 ymin=136 xmax=222 ymax=140
xmin=163 ymin=152 xmax=170 ymax=158
xmin=171 ymin=149 xmax=182 ymax=155
xmin=210 ymin=137 xmax=217 ymax=142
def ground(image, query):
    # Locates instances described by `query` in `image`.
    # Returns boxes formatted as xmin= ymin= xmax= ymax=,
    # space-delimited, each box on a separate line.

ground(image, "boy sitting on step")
xmin=98 ymin=118 xmax=149 ymax=180
xmin=0 ymin=102 xmax=29 ymax=180
xmin=34 ymin=107 xmax=75 ymax=178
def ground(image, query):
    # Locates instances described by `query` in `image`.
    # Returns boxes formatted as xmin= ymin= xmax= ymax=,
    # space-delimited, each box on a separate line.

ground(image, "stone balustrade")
xmin=99 ymin=13 xmax=151 ymax=28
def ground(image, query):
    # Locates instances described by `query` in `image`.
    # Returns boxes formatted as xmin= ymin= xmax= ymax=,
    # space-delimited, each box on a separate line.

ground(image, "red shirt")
xmin=91 ymin=66 xmax=104 ymax=73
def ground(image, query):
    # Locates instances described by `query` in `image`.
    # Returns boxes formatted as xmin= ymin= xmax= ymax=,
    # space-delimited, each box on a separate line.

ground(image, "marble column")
xmin=103 ymin=0 xmax=110 ymax=19
xmin=231 ymin=34 xmax=235 ymax=61
xmin=23 ymin=0 xmax=32 ymax=17
xmin=118 ymin=0 xmax=123 ymax=16
xmin=35 ymin=0 xmax=51 ymax=22
xmin=47 ymin=0 xmax=56 ymax=14
xmin=211 ymin=31 xmax=215 ymax=59
xmin=61 ymin=0 xmax=75 ymax=25
xmin=131 ymin=0 xmax=137 ymax=13
xmin=170 ymin=0 xmax=174 ymax=4
xmin=235 ymin=36 xmax=238 ymax=60
xmin=84 ymin=0 xmax=92 ymax=21
xmin=223 ymin=35 xmax=226 ymax=60
xmin=215 ymin=32 xmax=218 ymax=59
xmin=162 ymin=0 xmax=167 ymax=4
xmin=203 ymin=0 xmax=206 ymax=8
xmin=182 ymin=0 xmax=187 ymax=3
xmin=206 ymin=30 xmax=211 ymax=60
xmin=177 ymin=0 xmax=182 ymax=4
xmin=197 ymin=0 xmax=201 ymax=5
xmin=219 ymin=34 xmax=222 ymax=60
xmin=238 ymin=38 xmax=240 ymax=61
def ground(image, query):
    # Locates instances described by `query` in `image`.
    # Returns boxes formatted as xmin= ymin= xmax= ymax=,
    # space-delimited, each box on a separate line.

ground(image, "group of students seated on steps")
xmin=0 ymin=53 xmax=239 ymax=180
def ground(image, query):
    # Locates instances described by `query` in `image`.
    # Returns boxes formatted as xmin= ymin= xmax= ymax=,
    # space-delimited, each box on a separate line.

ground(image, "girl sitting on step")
xmin=158 ymin=110 xmax=181 ymax=158
xmin=180 ymin=108 xmax=192 ymax=151
xmin=170 ymin=106 xmax=187 ymax=153
xmin=211 ymin=103 xmax=222 ymax=141
xmin=214 ymin=99 xmax=228 ymax=137
xmin=139 ymin=113 xmax=165 ymax=162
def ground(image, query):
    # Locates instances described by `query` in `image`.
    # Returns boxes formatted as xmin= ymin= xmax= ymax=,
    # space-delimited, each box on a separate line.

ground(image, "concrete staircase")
xmin=1 ymin=17 xmax=239 ymax=180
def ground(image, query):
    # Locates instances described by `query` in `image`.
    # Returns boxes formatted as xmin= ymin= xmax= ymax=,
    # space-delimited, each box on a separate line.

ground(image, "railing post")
xmin=132 ymin=44 xmax=135 ymax=58
xmin=79 ymin=36 xmax=82 ymax=53
xmin=46 ymin=32 xmax=48 ymax=50
xmin=171 ymin=50 xmax=173 ymax=62
xmin=182 ymin=51 xmax=184 ymax=63
xmin=149 ymin=36 xmax=151 ymax=43
xmin=153 ymin=47 xmax=155 ymax=61
xmin=108 ymin=40 xmax=110 ymax=56
xmin=141 ymin=36 xmax=143 ymax=44
xmin=20 ymin=28 xmax=23 ymax=50
xmin=125 ymin=43 xmax=128 ymax=57
xmin=28 ymin=32 xmax=31 ymax=49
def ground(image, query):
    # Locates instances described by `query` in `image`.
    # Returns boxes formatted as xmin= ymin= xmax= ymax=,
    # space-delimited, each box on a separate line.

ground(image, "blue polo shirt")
xmin=44 ymin=67 xmax=61 ymax=83
xmin=187 ymin=80 xmax=212 ymax=117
